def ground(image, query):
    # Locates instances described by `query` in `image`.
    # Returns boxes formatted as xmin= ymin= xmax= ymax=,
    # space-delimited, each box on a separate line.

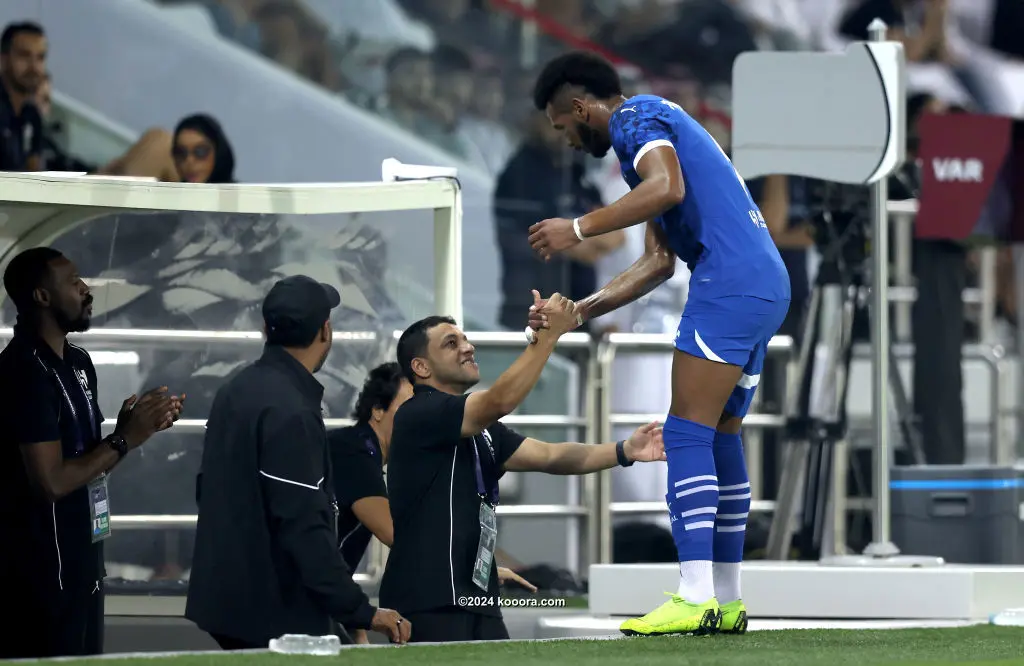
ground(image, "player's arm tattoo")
xmin=577 ymin=145 xmax=684 ymax=238
xmin=575 ymin=221 xmax=675 ymax=323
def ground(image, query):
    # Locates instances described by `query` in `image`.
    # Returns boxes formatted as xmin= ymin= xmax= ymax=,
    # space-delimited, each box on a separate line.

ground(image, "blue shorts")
xmin=674 ymin=295 xmax=791 ymax=418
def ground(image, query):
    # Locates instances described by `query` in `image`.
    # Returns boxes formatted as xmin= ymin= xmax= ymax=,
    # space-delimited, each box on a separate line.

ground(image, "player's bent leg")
xmin=619 ymin=346 xmax=742 ymax=638
xmin=711 ymin=340 xmax=768 ymax=635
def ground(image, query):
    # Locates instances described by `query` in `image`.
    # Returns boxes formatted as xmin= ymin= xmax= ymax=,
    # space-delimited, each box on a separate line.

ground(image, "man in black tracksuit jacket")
xmin=185 ymin=276 xmax=411 ymax=648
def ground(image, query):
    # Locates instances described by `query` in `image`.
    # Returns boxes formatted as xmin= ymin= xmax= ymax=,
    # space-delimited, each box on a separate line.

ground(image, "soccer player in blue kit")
xmin=527 ymin=52 xmax=791 ymax=637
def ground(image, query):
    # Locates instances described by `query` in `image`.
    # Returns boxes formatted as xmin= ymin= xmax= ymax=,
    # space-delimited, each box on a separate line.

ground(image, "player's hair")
xmin=1 ymin=21 xmax=44 ymax=55
xmin=396 ymin=315 xmax=457 ymax=383
xmin=352 ymin=362 xmax=406 ymax=424
xmin=3 ymin=246 xmax=63 ymax=314
xmin=532 ymin=51 xmax=623 ymax=111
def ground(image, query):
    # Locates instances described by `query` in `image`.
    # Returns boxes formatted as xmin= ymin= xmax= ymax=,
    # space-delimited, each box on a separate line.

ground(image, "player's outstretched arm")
xmin=528 ymin=221 xmax=674 ymax=332
xmin=579 ymin=221 xmax=675 ymax=323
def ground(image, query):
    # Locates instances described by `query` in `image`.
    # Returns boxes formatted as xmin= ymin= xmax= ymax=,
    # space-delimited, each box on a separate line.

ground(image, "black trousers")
xmin=2 ymin=581 xmax=104 ymax=659
xmin=211 ymin=633 xmax=263 ymax=650
xmin=912 ymin=239 xmax=967 ymax=464
xmin=404 ymin=608 xmax=509 ymax=643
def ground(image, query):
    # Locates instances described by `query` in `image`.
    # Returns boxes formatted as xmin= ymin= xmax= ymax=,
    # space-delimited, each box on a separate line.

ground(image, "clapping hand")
xmin=157 ymin=393 xmax=186 ymax=432
xmin=114 ymin=387 xmax=176 ymax=449
xmin=622 ymin=421 xmax=666 ymax=463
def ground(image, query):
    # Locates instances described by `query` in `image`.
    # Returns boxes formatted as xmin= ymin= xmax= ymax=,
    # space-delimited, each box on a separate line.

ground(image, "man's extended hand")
xmin=498 ymin=566 xmax=538 ymax=593
xmin=527 ymin=290 xmax=584 ymax=344
xmin=623 ymin=421 xmax=666 ymax=463
xmin=370 ymin=608 xmax=412 ymax=644
xmin=528 ymin=217 xmax=581 ymax=260
xmin=527 ymin=289 xmax=549 ymax=333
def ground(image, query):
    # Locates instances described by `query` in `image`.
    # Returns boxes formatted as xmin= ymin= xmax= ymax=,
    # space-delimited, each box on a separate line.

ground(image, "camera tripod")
xmin=764 ymin=206 xmax=925 ymax=561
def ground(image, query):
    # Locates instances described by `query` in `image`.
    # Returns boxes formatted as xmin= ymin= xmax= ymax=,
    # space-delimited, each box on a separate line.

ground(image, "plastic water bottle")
xmin=989 ymin=609 xmax=1024 ymax=627
xmin=268 ymin=634 xmax=341 ymax=655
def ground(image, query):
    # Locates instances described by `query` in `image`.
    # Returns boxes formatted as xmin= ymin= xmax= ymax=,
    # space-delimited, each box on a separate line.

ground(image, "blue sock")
xmin=664 ymin=415 xmax=718 ymax=603
xmin=712 ymin=431 xmax=750 ymax=604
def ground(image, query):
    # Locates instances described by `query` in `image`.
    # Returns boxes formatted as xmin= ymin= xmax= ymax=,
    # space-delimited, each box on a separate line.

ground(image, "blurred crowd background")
xmin=2 ymin=0 xmax=1023 ymax=595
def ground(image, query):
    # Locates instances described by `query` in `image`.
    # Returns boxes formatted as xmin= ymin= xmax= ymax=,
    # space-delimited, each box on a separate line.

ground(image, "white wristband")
xmin=525 ymin=326 xmax=537 ymax=344
xmin=572 ymin=217 xmax=585 ymax=241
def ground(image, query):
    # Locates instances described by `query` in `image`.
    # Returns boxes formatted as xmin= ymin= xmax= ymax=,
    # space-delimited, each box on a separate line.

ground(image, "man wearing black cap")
xmin=0 ymin=247 xmax=181 ymax=659
xmin=185 ymin=275 xmax=412 ymax=649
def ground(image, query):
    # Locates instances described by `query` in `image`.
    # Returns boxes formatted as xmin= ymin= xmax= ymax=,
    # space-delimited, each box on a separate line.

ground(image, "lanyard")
xmin=471 ymin=435 xmax=499 ymax=507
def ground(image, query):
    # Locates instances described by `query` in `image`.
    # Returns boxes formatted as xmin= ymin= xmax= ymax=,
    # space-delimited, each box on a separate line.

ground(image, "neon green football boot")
xmin=619 ymin=593 xmax=721 ymax=636
xmin=717 ymin=599 xmax=749 ymax=634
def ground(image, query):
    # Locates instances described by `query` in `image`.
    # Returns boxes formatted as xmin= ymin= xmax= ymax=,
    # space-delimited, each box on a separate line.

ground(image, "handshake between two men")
xmin=524 ymin=289 xmax=585 ymax=344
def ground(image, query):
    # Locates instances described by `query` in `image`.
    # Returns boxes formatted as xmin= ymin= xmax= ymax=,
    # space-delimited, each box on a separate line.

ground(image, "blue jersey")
xmin=609 ymin=95 xmax=790 ymax=302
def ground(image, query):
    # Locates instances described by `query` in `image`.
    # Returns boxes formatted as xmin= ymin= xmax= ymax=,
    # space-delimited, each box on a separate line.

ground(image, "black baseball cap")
xmin=262 ymin=275 xmax=341 ymax=347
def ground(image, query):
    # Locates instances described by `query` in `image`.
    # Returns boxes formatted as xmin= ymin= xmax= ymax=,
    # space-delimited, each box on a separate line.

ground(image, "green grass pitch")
xmin=22 ymin=625 xmax=1024 ymax=666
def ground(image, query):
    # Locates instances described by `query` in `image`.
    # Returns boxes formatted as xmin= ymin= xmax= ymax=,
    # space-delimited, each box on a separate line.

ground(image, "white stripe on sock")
xmin=716 ymin=525 xmax=746 ymax=533
xmin=680 ymin=507 xmax=717 ymax=518
xmin=719 ymin=492 xmax=751 ymax=501
xmin=684 ymin=521 xmax=715 ymax=531
xmin=717 ymin=512 xmax=749 ymax=520
xmin=675 ymin=474 xmax=718 ymax=487
xmin=675 ymin=484 xmax=719 ymax=498
xmin=719 ymin=482 xmax=750 ymax=492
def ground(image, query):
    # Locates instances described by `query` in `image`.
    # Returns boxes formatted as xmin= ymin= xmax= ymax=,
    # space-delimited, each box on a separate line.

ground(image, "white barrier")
xmin=0 ymin=169 xmax=464 ymax=321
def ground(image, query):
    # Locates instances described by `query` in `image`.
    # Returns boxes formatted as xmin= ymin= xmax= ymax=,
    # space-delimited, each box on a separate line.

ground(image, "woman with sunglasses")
xmin=172 ymin=114 xmax=236 ymax=184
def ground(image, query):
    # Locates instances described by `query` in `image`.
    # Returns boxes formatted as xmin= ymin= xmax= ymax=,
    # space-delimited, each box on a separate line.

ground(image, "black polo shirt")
xmin=328 ymin=422 xmax=387 ymax=571
xmin=0 ymin=328 xmax=105 ymax=602
xmin=186 ymin=345 xmax=376 ymax=646
xmin=379 ymin=384 xmax=524 ymax=618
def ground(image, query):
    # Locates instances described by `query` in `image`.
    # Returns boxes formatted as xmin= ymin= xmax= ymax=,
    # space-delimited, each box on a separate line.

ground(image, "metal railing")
xmin=0 ymin=326 xmax=595 ymax=585
xmin=3 ymin=289 xmax=1010 ymax=580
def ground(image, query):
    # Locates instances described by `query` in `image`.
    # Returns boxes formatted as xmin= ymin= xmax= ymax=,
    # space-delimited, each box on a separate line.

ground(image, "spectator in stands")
xmin=600 ymin=0 xmax=758 ymax=86
xmin=493 ymin=111 xmax=623 ymax=332
xmin=839 ymin=0 xmax=1024 ymax=116
xmin=840 ymin=0 xmax=951 ymax=64
xmin=252 ymin=0 xmax=344 ymax=92
xmin=0 ymin=21 xmax=45 ymax=171
xmin=380 ymin=47 xmax=461 ymax=154
xmin=428 ymin=44 xmax=476 ymax=157
xmin=398 ymin=0 xmax=505 ymax=59
xmin=731 ymin=0 xmax=815 ymax=50
xmin=460 ymin=66 xmax=516 ymax=174
xmin=195 ymin=0 xmax=264 ymax=52
xmin=950 ymin=0 xmax=1024 ymax=61
xmin=172 ymin=113 xmax=236 ymax=184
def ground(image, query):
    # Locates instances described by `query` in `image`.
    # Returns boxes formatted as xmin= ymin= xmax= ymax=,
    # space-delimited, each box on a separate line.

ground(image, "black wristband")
xmin=105 ymin=434 xmax=128 ymax=459
xmin=616 ymin=439 xmax=633 ymax=467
